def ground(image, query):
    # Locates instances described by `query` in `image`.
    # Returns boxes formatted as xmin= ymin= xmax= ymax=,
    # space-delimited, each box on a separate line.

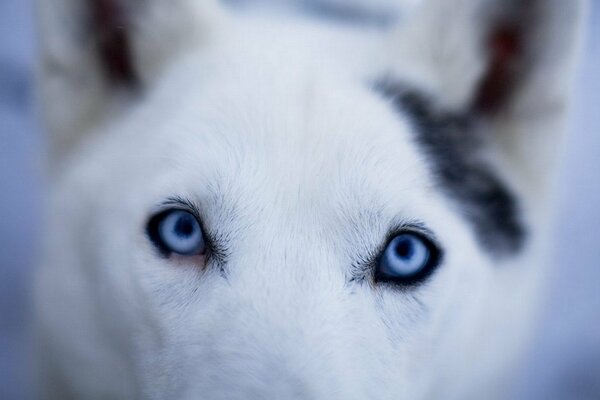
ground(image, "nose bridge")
xmin=209 ymin=284 xmax=364 ymax=400
xmin=232 ymin=208 xmax=339 ymax=289
xmin=187 ymin=219 xmax=396 ymax=400
xmin=211 ymin=224 xmax=358 ymax=389
xmin=229 ymin=231 xmax=338 ymax=326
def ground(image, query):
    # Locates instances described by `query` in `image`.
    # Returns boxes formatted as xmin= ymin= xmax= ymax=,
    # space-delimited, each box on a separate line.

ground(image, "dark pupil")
xmin=174 ymin=215 xmax=195 ymax=237
xmin=395 ymin=238 xmax=414 ymax=259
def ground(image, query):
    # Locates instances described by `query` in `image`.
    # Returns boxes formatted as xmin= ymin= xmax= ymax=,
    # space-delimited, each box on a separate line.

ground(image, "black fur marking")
xmin=376 ymin=81 xmax=526 ymax=256
xmin=90 ymin=0 xmax=139 ymax=87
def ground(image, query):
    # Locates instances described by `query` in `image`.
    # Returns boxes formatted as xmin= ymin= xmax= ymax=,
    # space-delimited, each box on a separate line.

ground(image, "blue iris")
xmin=376 ymin=232 xmax=439 ymax=284
xmin=152 ymin=209 xmax=205 ymax=256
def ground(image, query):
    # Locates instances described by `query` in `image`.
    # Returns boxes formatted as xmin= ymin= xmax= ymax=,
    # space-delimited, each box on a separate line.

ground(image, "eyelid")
xmin=388 ymin=221 xmax=437 ymax=241
xmin=147 ymin=197 xmax=229 ymax=267
xmin=155 ymin=196 xmax=202 ymax=219
xmin=350 ymin=220 xmax=444 ymax=285
xmin=146 ymin=197 xmax=204 ymax=255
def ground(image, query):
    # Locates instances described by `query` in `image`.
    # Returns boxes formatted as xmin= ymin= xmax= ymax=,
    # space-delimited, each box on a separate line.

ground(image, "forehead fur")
xmin=64 ymin=15 xmax=485 ymax=263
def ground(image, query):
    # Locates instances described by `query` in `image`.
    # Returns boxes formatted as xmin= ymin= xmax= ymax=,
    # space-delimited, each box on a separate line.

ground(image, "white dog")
xmin=35 ymin=0 xmax=584 ymax=398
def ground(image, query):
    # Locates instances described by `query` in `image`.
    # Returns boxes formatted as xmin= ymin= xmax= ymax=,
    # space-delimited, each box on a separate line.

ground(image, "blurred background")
xmin=0 ymin=1 xmax=598 ymax=399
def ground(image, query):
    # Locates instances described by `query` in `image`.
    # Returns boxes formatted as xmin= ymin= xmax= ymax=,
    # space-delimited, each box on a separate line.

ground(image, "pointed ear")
xmin=384 ymin=0 xmax=585 ymax=190
xmin=38 ymin=0 xmax=224 ymax=155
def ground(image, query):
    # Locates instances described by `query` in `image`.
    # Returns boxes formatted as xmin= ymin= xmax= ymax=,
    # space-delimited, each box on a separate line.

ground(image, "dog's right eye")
xmin=147 ymin=209 xmax=206 ymax=256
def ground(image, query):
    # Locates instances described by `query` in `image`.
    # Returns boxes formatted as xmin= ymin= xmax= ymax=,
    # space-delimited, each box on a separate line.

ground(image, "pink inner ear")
xmin=91 ymin=0 xmax=139 ymax=87
xmin=472 ymin=25 xmax=523 ymax=114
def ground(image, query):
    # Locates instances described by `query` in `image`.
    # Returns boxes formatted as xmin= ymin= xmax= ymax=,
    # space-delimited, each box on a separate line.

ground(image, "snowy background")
xmin=0 ymin=1 xmax=598 ymax=399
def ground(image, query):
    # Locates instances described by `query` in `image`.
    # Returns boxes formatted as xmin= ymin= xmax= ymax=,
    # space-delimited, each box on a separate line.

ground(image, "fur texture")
xmin=35 ymin=0 xmax=584 ymax=399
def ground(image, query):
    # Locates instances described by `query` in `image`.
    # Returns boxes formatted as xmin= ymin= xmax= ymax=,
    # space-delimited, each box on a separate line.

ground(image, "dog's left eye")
xmin=375 ymin=232 xmax=441 ymax=285
xmin=147 ymin=209 xmax=206 ymax=256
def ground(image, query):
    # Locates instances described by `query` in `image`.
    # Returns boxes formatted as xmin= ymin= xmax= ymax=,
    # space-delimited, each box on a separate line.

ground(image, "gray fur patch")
xmin=375 ymin=81 xmax=526 ymax=256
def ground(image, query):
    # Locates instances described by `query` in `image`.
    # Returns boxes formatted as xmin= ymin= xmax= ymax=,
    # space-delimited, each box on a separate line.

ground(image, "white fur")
xmin=35 ymin=1 xmax=584 ymax=399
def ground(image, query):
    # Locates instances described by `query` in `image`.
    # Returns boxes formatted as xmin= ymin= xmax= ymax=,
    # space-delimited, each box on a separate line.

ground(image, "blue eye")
xmin=147 ymin=209 xmax=205 ymax=256
xmin=375 ymin=232 xmax=441 ymax=285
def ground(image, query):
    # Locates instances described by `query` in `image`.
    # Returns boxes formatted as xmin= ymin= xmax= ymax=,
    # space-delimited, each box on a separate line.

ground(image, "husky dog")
xmin=35 ymin=0 xmax=584 ymax=398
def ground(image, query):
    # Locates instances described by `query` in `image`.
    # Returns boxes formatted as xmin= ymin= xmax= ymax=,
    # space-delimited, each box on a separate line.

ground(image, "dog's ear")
xmin=39 ymin=0 xmax=224 ymax=156
xmin=384 ymin=0 xmax=585 ymax=195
